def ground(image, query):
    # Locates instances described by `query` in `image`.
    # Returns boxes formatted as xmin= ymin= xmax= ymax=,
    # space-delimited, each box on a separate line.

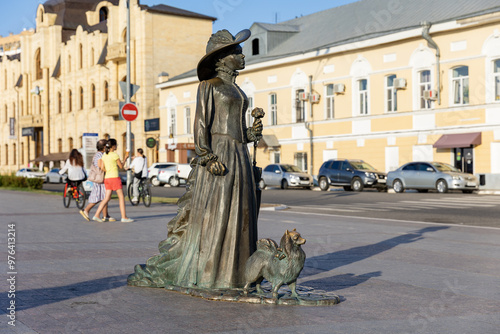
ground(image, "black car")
xmin=318 ymin=159 xmax=387 ymax=192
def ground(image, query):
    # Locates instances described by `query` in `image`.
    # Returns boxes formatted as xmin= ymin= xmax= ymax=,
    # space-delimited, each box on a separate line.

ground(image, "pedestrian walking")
xmin=93 ymin=138 xmax=134 ymax=223
xmin=80 ymin=139 xmax=115 ymax=222
xmin=129 ymin=148 xmax=148 ymax=203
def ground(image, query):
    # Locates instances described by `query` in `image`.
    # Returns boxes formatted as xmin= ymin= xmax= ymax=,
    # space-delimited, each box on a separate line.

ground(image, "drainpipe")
xmin=421 ymin=21 xmax=441 ymax=105
xmin=305 ymin=75 xmax=314 ymax=176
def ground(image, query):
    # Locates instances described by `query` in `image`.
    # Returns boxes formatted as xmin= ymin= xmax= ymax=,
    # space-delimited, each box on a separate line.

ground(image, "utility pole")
xmin=308 ymin=75 xmax=314 ymax=176
xmin=126 ymin=0 xmax=132 ymax=188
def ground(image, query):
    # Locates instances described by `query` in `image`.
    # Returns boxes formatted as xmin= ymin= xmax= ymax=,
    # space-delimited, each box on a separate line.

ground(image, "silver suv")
xmin=148 ymin=163 xmax=177 ymax=186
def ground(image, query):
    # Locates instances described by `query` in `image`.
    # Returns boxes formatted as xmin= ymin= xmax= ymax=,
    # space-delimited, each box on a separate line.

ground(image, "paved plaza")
xmin=1 ymin=189 xmax=500 ymax=333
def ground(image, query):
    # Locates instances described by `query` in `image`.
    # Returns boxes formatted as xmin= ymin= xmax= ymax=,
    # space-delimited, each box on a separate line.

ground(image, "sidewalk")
xmin=1 ymin=189 xmax=499 ymax=333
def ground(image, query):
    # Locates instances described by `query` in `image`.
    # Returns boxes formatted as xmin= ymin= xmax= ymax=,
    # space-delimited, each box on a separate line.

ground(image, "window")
xmin=386 ymin=75 xmax=397 ymax=112
xmin=104 ymin=81 xmax=109 ymax=101
xmin=79 ymin=44 xmax=83 ymax=69
xmin=325 ymin=84 xmax=334 ymax=119
xmin=35 ymin=48 xmax=42 ymax=80
xmin=268 ymin=93 xmax=277 ymax=125
xmin=295 ymin=89 xmax=306 ymax=122
xmin=99 ymin=7 xmax=108 ymax=22
xmin=68 ymin=137 xmax=73 ymax=150
xmin=13 ymin=144 xmax=16 ymax=165
xmin=170 ymin=108 xmax=176 ymax=136
xmin=358 ymin=79 xmax=368 ymax=115
xmin=452 ymin=66 xmax=469 ymax=105
xmin=294 ymin=152 xmax=308 ymax=172
xmin=58 ymin=92 xmax=61 ymax=113
xmin=58 ymin=138 xmax=62 ymax=153
xmin=494 ymin=59 xmax=500 ymax=101
xmin=419 ymin=70 xmax=432 ymax=109
xmin=91 ymin=84 xmax=96 ymax=108
xmin=184 ymin=107 xmax=191 ymax=134
xmin=79 ymin=87 xmax=84 ymax=110
xmin=68 ymin=89 xmax=72 ymax=112
xmin=273 ymin=151 xmax=281 ymax=164
xmin=21 ymin=143 xmax=24 ymax=165
xmin=252 ymin=39 xmax=259 ymax=55
xmin=245 ymin=96 xmax=254 ymax=128
xmin=5 ymin=144 xmax=8 ymax=165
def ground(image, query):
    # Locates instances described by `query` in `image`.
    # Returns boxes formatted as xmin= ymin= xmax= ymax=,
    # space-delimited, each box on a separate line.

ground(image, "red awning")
xmin=433 ymin=132 xmax=481 ymax=149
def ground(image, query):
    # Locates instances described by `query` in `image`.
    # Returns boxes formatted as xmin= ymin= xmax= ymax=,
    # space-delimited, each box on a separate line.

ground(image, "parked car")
xmin=157 ymin=163 xmax=192 ymax=187
xmin=318 ymin=159 xmax=387 ymax=192
xmin=148 ymin=163 xmax=177 ymax=186
xmin=259 ymin=164 xmax=313 ymax=189
xmin=387 ymin=161 xmax=479 ymax=193
xmin=45 ymin=168 xmax=67 ymax=183
xmin=16 ymin=168 xmax=46 ymax=180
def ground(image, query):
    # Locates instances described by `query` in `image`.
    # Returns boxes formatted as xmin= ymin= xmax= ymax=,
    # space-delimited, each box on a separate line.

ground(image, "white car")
xmin=148 ymin=163 xmax=177 ymax=186
xmin=16 ymin=168 xmax=46 ymax=180
xmin=45 ymin=168 xmax=67 ymax=183
xmin=157 ymin=164 xmax=192 ymax=187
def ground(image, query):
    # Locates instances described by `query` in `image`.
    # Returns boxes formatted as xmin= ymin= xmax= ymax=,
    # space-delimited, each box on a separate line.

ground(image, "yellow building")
xmin=0 ymin=0 xmax=214 ymax=173
xmin=158 ymin=0 xmax=500 ymax=189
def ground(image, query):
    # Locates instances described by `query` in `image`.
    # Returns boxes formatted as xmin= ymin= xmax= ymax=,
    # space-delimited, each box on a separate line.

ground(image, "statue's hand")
xmin=207 ymin=160 xmax=226 ymax=176
xmin=252 ymin=118 xmax=263 ymax=137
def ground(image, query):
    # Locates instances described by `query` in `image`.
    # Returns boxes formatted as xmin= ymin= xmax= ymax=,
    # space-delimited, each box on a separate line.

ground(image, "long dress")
xmin=128 ymin=72 xmax=258 ymax=289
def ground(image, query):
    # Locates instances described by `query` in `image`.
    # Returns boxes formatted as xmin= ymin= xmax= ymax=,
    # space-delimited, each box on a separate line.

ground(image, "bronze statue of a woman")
xmin=128 ymin=29 xmax=263 ymax=290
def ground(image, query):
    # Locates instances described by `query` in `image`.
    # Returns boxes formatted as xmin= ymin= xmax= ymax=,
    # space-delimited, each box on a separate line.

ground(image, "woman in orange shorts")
xmin=93 ymin=138 xmax=134 ymax=223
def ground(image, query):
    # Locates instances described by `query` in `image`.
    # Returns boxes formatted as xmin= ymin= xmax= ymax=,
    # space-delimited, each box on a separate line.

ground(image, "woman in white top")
xmin=59 ymin=149 xmax=87 ymax=186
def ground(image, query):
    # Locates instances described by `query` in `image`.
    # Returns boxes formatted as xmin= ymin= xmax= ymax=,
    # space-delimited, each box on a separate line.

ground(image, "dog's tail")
xmin=256 ymin=238 xmax=279 ymax=253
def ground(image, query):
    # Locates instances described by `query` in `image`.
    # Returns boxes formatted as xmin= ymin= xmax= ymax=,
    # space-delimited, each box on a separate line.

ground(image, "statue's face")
xmin=222 ymin=46 xmax=245 ymax=71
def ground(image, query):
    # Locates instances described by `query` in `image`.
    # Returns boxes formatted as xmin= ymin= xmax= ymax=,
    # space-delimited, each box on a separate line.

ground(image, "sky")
xmin=0 ymin=0 xmax=360 ymax=38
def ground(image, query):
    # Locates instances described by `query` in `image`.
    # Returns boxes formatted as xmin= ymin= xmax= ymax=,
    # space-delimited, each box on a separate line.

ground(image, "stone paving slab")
xmin=1 ymin=189 xmax=500 ymax=333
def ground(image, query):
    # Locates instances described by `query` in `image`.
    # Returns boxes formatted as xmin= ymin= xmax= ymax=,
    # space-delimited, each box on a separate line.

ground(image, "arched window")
xmin=79 ymin=44 xmax=83 ymax=69
xmin=5 ymin=144 xmax=8 ymax=165
xmin=91 ymin=84 xmax=96 ymax=108
xmin=79 ymin=87 xmax=84 ymax=110
xmin=68 ymin=89 xmax=72 ymax=112
xmin=99 ymin=7 xmax=108 ymax=22
xmin=13 ymin=144 xmax=16 ymax=165
xmin=35 ymin=48 xmax=42 ymax=80
xmin=58 ymin=92 xmax=62 ymax=113
xmin=452 ymin=66 xmax=469 ymax=105
xmin=21 ymin=142 xmax=24 ymax=165
xmin=104 ymin=81 xmax=109 ymax=101
xmin=122 ymin=28 xmax=127 ymax=43
xmin=252 ymin=38 xmax=259 ymax=56
xmin=357 ymin=79 xmax=368 ymax=115
xmin=39 ymin=9 xmax=43 ymax=23
xmin=68 ymin=137 xmax=74 ymax=150
xmin=58 ymin=138 xmax=62 ymax=153
xmin=419 ymin=70 xmax=432 ymax=109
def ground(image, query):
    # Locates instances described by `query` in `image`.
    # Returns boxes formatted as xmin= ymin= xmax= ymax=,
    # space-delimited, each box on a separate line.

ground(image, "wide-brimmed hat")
xmin=197 ymin=29 xmax=251 ymax=81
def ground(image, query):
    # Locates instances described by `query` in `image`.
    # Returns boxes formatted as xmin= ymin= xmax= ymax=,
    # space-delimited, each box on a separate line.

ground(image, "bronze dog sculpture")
xmin=243 ymin=229 xmax=306 ymax=299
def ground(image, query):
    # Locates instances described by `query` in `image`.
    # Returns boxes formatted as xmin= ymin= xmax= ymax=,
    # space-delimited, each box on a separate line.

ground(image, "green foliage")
xmin=0 ymin=174 xmax=43 ymax=189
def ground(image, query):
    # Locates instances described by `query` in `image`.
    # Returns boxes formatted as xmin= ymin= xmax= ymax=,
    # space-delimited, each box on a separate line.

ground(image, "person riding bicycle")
xmin=129 ymin=148 xmax=148 ymax=203
xmin=59 ymin=149 xmax=87 ymax=188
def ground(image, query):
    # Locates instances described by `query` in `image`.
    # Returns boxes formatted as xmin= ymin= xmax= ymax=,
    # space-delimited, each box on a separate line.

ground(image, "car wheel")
xmin=393 ymin=179 xmax=405 ymax=193
xmin=319 ymin=177 xmax=329 ymax=191
xmin=151 ymin=176 xmax=160 ymax=187
xmin=351 ymin=177 xmax=364 ymax=192
xmin=258 ymin=179 xmax=266 ymax=189
xmin=169 ymin=177 xmax=180 ymax=187
xmin=436 ymin=179 xmax=448 ymax=193
xmin=281 ymin=179 xmax=289 ymax=190
xmin=343 ymin=186 xmax=352 ymax=191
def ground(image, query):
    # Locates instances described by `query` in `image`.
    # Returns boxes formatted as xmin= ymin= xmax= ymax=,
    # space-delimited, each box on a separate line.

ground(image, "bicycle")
xmin=63 ymin=181 xmax=86 ymax=209
xmin=128 ymin=177 xmax=152 ymax=207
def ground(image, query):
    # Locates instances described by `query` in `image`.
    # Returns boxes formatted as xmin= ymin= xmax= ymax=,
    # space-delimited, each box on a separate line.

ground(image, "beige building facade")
xmin=0 ymin=0 xmax=214 ymax=173
xmin=158 ymin=0 xmax=500 ymax=188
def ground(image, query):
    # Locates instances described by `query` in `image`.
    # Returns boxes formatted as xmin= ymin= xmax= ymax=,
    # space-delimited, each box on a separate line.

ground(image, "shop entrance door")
xmin=454 ymin=147 xmax=473 ymax=173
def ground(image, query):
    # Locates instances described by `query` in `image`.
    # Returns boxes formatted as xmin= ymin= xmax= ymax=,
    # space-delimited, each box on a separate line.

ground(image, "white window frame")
xmin=184 ymin=106 xmax=191 ymax=134
xmin=269 ymin=93 xmax=277 ymax=125
xmin=451 ymin=66 xmax=469 ymax=105
xmin=325 ymin=84 xmax=334 ymax=119
xmin=294 ymin=152 xmax=307 ymax=172
xmin=271 ymin=150 xmax=281 ymax=164
xmin=385 ymin=75 xmax=397 ymax=113
xmin=169 ymin=107 xmax=176 ymax=136
xmin=357 ymin=79 xmax=368 ymax=115
xmin=494 ymin=59 xmax=500 ymax=102
xmin=418 ymin=69 xmax=432 ymax=110
xmin=245 ymin=96 xmax=254 ymax=128
xmin=295 ymin=89 xmax=306 ymax=123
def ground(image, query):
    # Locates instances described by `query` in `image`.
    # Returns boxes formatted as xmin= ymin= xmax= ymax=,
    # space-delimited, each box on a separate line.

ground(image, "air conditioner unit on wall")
xmin=423 ymin=89 xmax=438 ymax=101
xmin=311 ymin=93 xmax=320 ymax=103
xmin=394 ymin=78 xmax=407 ymax=89
xmin=298 ymin=92 xmax=309 ymax=101
xmin=334 ymin=83 xmax=345 ymax=94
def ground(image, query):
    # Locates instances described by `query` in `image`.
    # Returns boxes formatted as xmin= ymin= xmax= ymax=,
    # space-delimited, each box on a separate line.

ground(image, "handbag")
xmin=88 ymin=164 xmax=104 ymax=184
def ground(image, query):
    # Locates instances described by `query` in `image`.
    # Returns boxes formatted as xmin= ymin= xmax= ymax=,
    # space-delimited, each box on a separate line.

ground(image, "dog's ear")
xmin=285 ymin=230 xmax=289 ymax=235
xmin=292 ymin=228 xmax=297 ymax=232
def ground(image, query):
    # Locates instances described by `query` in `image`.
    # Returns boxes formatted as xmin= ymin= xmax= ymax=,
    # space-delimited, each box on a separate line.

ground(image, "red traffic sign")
xmin=121 ymin=103 xmax=138 ymax=121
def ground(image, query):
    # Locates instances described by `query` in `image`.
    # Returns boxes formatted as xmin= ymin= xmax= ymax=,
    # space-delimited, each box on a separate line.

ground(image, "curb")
xmin=260 ymin=204 xmax=288 ymax=211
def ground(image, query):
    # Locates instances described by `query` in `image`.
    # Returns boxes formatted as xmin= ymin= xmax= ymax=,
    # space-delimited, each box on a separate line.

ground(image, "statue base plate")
xmin=163 ymin=283 xmax=340 ymax=306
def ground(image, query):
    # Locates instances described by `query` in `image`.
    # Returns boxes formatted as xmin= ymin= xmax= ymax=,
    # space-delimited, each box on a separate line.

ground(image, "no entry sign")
xmin=121 ymin=103 xmax=138 ymax=121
